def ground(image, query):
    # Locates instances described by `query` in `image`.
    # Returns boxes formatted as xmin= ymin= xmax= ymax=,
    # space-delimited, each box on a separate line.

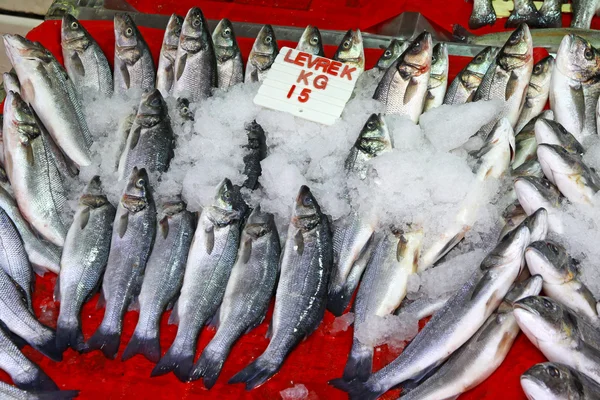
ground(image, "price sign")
xmin=253 ymin=47 xmax=362 ymax=126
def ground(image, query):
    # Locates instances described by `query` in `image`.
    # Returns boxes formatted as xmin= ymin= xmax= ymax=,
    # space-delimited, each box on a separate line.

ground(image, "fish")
xmin=212 ymin=19 xmax=244 ymax=89
xmin=3 ymin=34 xmax=92 ymax=167
xmin=537 ymin=143 xmax=600 ymax=204
xmin=526 ymin=240 xmax=600 ymax=324
xmin=572 ymin=0 xmax=600 ymax=29
xmin=514 ymin=175 xmax=564 ymax=234
xmin=550 ymin=34 xmax=600 ymax=142
xmin=506 ymin=0 xmax=543 ymax=28
xmin=499 ymin=207 xmax=548 ymax=243
xmin=538 ymin=0 xmax=563 ymax=28
xmin=3 ymin=71 xmax=20 ymax=95
xmin=176 ymin=97 xmax=194 ymax=122
xmin=400 ymin=275 xmax=543 ymax=400
xmin=521 ymin=362 xmax=600 ymax=399
xmin=189 ymin=206 xmax=280 ymax=388
xmin=122 ymin=198 xmax=195 ymax=363
xmin=514 ymin=295 xmax=600 ymax=384
xmin=333 ymin=29 xmax=365 ymax=72
xmin=373 ymin=31 xmax=432 ymax=122
xmin=172 ymin=7 xmax=217 ymax=102
xmin=113 ymin=14 xmax=156 ymax=95
xmin=0 ymin=381 xmax=78 ymax=400
xmin=513 ymin=159 xmax=545 ymax=179
xmin=469 ymin=0 xmax=497 ymax=29
xmin=343 ymin=229 xmax=422 ymax=383
xmin=394 ymin=294 xmax=451 ymax=320
xmin=328 ymin=114 xmax=392 ymax=316
xmin=242 ymin=120 xmax=267 ymax=191
xmin=375 ymin=39 xmax=409 ymax=71
xmin=473 ymin=24 xmax=534 ymax=137
xmin=156 ymin=14 xmax=183 ymax=97
xmin=230 ymin=185 xmax=332 ymax=390
xmin=0 ymin=267 xmax=61 ymax=361
xmin=534 ymin=118 xmax=585 ymax=155
xmin=443 ymin=46 xmax=498 ymax=105
xmin=2 ymin=91 xmax=69 ymax=247
xmin=152 ymin=179 xmax=246 ymax=381
xmin=61 ymin=14 xmax=113 ymax=96
xmin=117 ymin=89 xmax=175 ymax=180
xmin=330 ymin=225 xmax=530 ymax=399
xmin=245 ymin=25 xmax=278 ymax=83
xmin=515 ymin=56 xmax=554 ymax=133
xmin=114 ymin=106 xmax=138 ymax=170
xmin=56 ymin=177 xmax=115 ymax=353
xmin=85 ymin=167 xmax=156 ymax=359
xmin=296 ymin=25 xmax=324 ymax=57
xmin=512 ymin=110 xmax=554 ymax=170
xmin=423 ymin=43 xmax=449 ymax=113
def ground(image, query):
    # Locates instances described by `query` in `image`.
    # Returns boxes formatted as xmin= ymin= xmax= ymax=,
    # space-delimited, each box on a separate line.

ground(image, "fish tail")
xmin=122 ymin=330 xmax=161 ymax=363
xmin=327 ymin=287 xmax=352 ymax=317
xmin=150 ymin=338 xmax=194 ymax=382
xmin=16 ymin=369 xmax=59 ymax=392
xmin=34 ymin=390 xmax=79 ymax=399
xmin=189 ymin=347 xmax=226 ymax=389
xmin=34 ymin=330 xmax=63 ymax=362
xmin=228 ymin=354 xmax=282 ymax=390
xmin=343 ymin=340 xmax=373 ymax=382
xmin=85 ymin=324 xmax=121 ymax=359
xmin=56 ymin=318 xmax=86 ymax=353
xmin=328 ymin=378 xmax=383 ymax=400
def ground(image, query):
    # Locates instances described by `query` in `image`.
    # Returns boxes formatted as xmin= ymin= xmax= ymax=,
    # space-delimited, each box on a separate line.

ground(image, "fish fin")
xmin=53 ymin=276 xmax=60 ymax=302
xmin=33 ymin=391 xmax=79 ymax=400
xmin=95 ymin=287 xmax=106 ymax=309
xmin=79 ymin=207 xmax=90 ymax=230
xmin=328 ymin=378 xmax=383 ymax=400
xmin=159 ymin=215 xmax=169 ymax=239
xmin=327 ymin=289 xmax=350 ymax=317
xmin=118 ymin=212 xmax=129 ymax=238
xmin=85 ymin=326 xmax=120 ymax=359
xmin=36 ymin=63 xmax=53 ymax=87
xmin=425 ymin=90 xmax=435 ymax=101
xmin=404 ymin=77 xmax=419 ymax=105
xmin=34 ymin=333 xmax=63 ymax=362
xmin=16 ymin=365 xmax=59 ymax=391
xmin=569 ymin=83 xmax=586 ymax=132
xmin=127 ymin=297 xmax=140 ymax=311
xmin=151 ymin=341 xmax=194 ymax=382
xmin=205 ymin=225 xmax=215 ymax=255
xmin=84 ymin=273 xmax=104 ymax=303
xmin=165 ymin=66 xmax=174 ymax=92
xmin=228 ymin=355 xmax=282 ymax=390
xmin=24 ymin=145 xmax=35 ymax=167
xmin=403 ymin=361 xmax=444 ymax=388
xmin=343 ymin=341 xmax=373 ymax=382
xmin=505 ymin=70 xmax=519 ymax=101
xmin=175 ymin=53 xmax=187 ymax=82
xmin=56 ymin=320 xmax=86 ymax=354
xmin=432 ymin=230 xmax=466 ymax=266
xmin=465 ymin=91 xmax=476 ymax=103
xmin=471 ymin=271 xmax=494 ymax=301
xmin=129 ymin=124 xmax=141 ymax=150
xmin=119 ymin=62 xmax=131 ymax=89
xmin=265 ymin=321 xmax=273 ymax=339
xmin=166 ymin=297 xmax=177 ymax=311
xmin=245 ymin=315 xmax=266 ymax=334
xmin=70 ymin=52 xmax=85 ymax=76
xmin=207 ymin=307 xmax=220 ymax=329
xmin=190 ymin=348 xmax=226 ymax=388
xmin=294 ymin=230 xmax=304 ymax=256
xmin=122 ymin=332 xmax=161 ymax=363
xmin=240 ymin=238 xmax=252 ymax=264
xmin=168 ymin=303 xmax=179 ymax=325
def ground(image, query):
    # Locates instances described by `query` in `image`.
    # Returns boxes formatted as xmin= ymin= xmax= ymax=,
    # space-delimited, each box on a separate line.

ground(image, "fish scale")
xmin=156 ymin=14 xmax=183 ymax=97
xmin=0 ymin=209 xmax=32 ymax=310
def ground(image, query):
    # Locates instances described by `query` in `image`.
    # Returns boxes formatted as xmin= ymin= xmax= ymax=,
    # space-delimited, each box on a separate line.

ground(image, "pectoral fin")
xmin=404 ymin=77 xmax=419 ymax=105
xmin=70 ymin=52 xmax=85 ymax=77
xmin=175 ymin=53 xmax=187 ymax=81
xmin=505 ymin=70 xmax=519 ymax=100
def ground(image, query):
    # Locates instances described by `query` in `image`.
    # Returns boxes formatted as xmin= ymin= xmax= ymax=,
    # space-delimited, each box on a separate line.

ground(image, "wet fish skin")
xmin=521 ymin=362 xmax=600 ymax=399
xmin=514 ymin=175 xmax=563 ymax=234
xmin=512 ymin=159 xmax=545 ymax=179
xmin=61 ymin=14 xmax=113 ymax=96
xmin=189 ymin=206 xmax=280 ymax=388
xmin=230 ymin=185 xmax=332 ymax=390
xmin=512 ymin=110 xmax=554 ymax=170
xmin=572 ymin=0 xmax=600 ymax=29
xmin=515 ymin=56 xmax=554 ymax=133
xmin=375 ymin=39 xmax=409 ymax=71
xmin=500 ymin=207 xmax=548 ymax=243
xmin=156 ymin=14 xmax=183 ymax=97
xmin=0 ymin=208 xmax=32 ymax=309
xmin=296 ymin=25 xmax=324 ymax=57
xmin=242 ymin=120 xmax=267 ymax=191
xmin=469 ymin=0 xmax=497 ymax=29
xmin=246 ymin=25 xmax=278 ymax=83
xmin=506 ymin=0 xmax=543 ymax=28
xmin=152 ymin=179 xmax=246 ymax=381
xmin=333 ymin=29 xmax=365 ymax=72
xmin=114 ymin=106 xmax=138 ymax=170
xmin=3 ymin=34 xmax=92 ymax=167
xmin=0 ymin=381 xmax=78 ymax=400
xmin=534 ymin=118 xmax=585 ymax=156
xmin=85 ymin=167 xmax=156 ymax=359
xmin=423 ymin=43 xmax=449 ymax=112
xmin=538 ymin=0 xmax=563 ymax=28
xmin=444 ymin=46 xmax=498 ymax=105
xmin=213 ymin=19 xmax=244 ymax=89
xmin=56 ymin=177 xmax=115 ymax=353
xmin=122 ymin=198 xmax=195 ymax=363
xmin=3 ymin=72 xmax=20 ymax=95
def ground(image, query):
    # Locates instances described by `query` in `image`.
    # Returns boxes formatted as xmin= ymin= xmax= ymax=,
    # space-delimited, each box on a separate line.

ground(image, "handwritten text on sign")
xmin=253 ymin=47 xmax=362 ymax=126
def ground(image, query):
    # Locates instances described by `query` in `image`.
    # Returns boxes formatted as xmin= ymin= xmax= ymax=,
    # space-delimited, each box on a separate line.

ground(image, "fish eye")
xmin=343 ymin=40 xmax=351 ymax=49
xmin=542 ymin=298 xmax=553 ymax=309
xmin=71 ymin=21 xmax=79 ymax=30
xmin=192 ymin=18 xmax=201 ymax=28
xmin=310 ymin=36 xmax=319 ymax=45
xmin=303 ymin=195 xmax=313 ymax=207
xmin=136 ymin=178 xmax=145 ymax=188
xmin=181 ymin=106 xmax=189 ymax=113
xmin=548 ymin=366 xmax=560 ymax=377
xmin=548 ymin=243 xmax=560 ymax=254
xmin=223 ymin=191 xmax=232 ymax=202
xmin=175 ymin=28 xmax=181 ymax=36
xmin=125 ymin=27 xmax=133 ymax=36
xmin=265 ymin=36 xmax=273 ymax=44
xmin=585 ymin=48 xmax=594 ymax=60
xmin=223 ymin=28 xmax=231 ymax=37
xmin=384 ymin=50 xmax=391 ymax=57
xmin=432 ymin=55 xmax=438 ymax=63
xmin=367 ymin=121 xmax=376 ymax=130
xmin=534 ymin=65 xmax=542 ymax=74
xmin=475 ymin=55 xmax=483 ymax=63
xmin=150 ymin=96 xmax=161 ymax=107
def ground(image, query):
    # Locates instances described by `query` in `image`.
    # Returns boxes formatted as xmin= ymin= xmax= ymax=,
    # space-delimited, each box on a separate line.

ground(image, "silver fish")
xmin=245 ymin=24 xmax=278 ymax=83
xmin=189 ymin=206 xmax=280 ymax=388
xmin=3 ymin=34 xmax=92 ymax=167
xmin=534 ymin=118 xmax=585 ymax=155
xmin=499 ymin=207 xmax=548 ymax=243
xmin=3 ymin=72 xmax=20 ymax=95
xmin=156 ymin=14 xmax=183 ymax=97
xmin=423 ymin=43 xmax=449 ymax=112
xmin=122 ymin=198 xmax=195 ymax=363
xmin=296 ymin=25 xmax=324 ymax=57
xmin=373 ymin=31 xmax=432 ymax=122
xmin=444 ymin=46 xmax=499 ymax=105
xmin=515 ymin=55 xmax=555 ymax=133
xmin=506 ymin=0 xmax=543 ymax=28
xmin=0 ymin=208 xmax=32 ymax=309
xmin=538 ymin=0 xmax=563 ymax=28
xmin=56 ymin=177 xmax=115 ymax=353
xmin=521 ymin=362 xmax=600 ymax=399
xmin=114 ymin=106 xmax=138 ymax=171
xmin=61 ymin=14 xmax=113 ymax=96
xmin=242 ymin=120 xmax=267 ymax=191
xmin=514 ymin=175 xmax=564 ymax=233
xmin=230 ymin=185 xmax=332 ymax=390
xmin=331 ymin=225 xmax=530 ymax=399
xmin=469 ymin=0 xmax=497 ymax=29
xmin=0 ymin=381 xmax=77 ymax=400
xmin=2 ymin=91 xmax=69 ymax=247
xmin=394 ymin=294 xmax=451 ymax=320
xmin=375 ymin=39 xmax=409 ymax=71
xmin=213 ymin=19 xmax=244 ymax=89
xmin=572 ymin=0 xmax=600 ymax=29
xmin=333 ymin=29 xmax=365 ymax=72
xmin=85 ymin=167 xmax=156 ymax=359
xmin=152 ymin=179 xmax=246 ymax=381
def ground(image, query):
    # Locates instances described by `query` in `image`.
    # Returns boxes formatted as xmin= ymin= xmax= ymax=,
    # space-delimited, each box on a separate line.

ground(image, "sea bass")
xmin=423 ymin=43 xmax=449 ymax=112
xmin=156 ymin=14 xmax=183 ymax=97
xmin=242 ymin=120 xmax=267 ymax=191
xmin=296 ymin=25 xmax=324 ymax=57
xmin=469 ymin=0 xmax=497 ymax=29
xmin=515 ymin=55 xmax=554 ymax=133
xmin=572 ymin=0 xmax=600 ymax=29
xmin=0 ymin=208 xmax=32 ymax=309
xmin=212 ymin=19 xmax=244 ymax=89
xmin=534 ymin=118 xmax=585 ymax=155
xmin=512 ymin=110 xmax=554 ymax=170
xmin=514 ymin=175 xmax=564 ymax=233
xmin=506 ymin=0 xmax=543 ymax=28
xmin=245 ymin=25 xmax=278 ymax=83
xmin=521 ymin=362 xmax=600 ymax=399
xmin=444 ymin=46 xmax=498 ymax=105
xmin=375 ymin=39 xmax=409 ymax=71
xmin=333 ymin=29 xmax=365 ymax=72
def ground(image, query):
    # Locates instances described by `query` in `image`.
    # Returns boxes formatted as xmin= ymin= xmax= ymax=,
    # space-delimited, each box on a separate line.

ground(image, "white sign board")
xmin=253 ymin=47 xmax=362 ymax=126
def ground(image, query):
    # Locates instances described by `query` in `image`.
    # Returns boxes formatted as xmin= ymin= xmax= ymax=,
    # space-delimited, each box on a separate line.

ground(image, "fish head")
xmin=164 ymin=14 xmax=183 ymax=48
xmin=537 ymin=143 xmax=583 ymax=179
xmin=122 ymin=167 xmax=151 ymax=212
xmin=213 ymin=178 xmax=236 ymax=212
xmin=513 ymin=296 xmax=574 ymax=344
xmin=529 ymin=56 xmax=554 ymax=90
xmin=61 ymin=14 xmax=90 ymax=52
xmin=375 ymin=39 xmax=404 ymax=71
xmin=498 ymin=23 xmax=532 ymax=70
xmin=430 ymin=42 xmax=448 ymax=78
xmin=398 ymin=31 xmax=432 ymax=77
xmin=556 ymin=34 xmax=600 ymax=82
xmin=502 ymin=275 xmax=544 ymax=312
xmin=521 ymin=363 xmax=584 ymax=400
xmin=176 ymin=98 xmax=194 ymax=121
xmin=137 ymin=89 xmax=167 ymax=125
xmin=468 ymin=46 xmax=499 ymax=75
xmin=524 ymin=208 xmax=549 ymax=242
xmin=354 ymin=113 xmax=392 ymax=158
xmin=244 ymin=205 xmax=276 ymax=240
xmin=514 ymin=176 xmax=561 ymax=215
xmin=80 ymin=176 xmax=110 ymax=208
xmin=513 ymin=160 xmax=544 ymax=179
xmin=481 ymin=224 xmax=530 ymax=271
xmin=253 ymin=24 xmax=278 ymax=56
xmin=296 ymin=25 xmax=323 ymax=56
xmin=334 ymin=29 xmax=364 ymax=69
xmin=114 ymin=14 xmax=142 ymax=63
xmin=3 ymin=71 xmax=20 ymax=94
xmin=162 ymin=197 xmax=187 ymax=217
xmin=4 ymin=90 xmax=40 ymax=145
xmin=245 ymin=120 xmax=266 ymax=152
xmin=293 ymin=185 xmax=322 ymax=231
xmin=2 ymin=34 xmax=51 ymax=70
xmin=180 ymin=7 xmax=210 ymax=54
xmin=212 ymin=19 xmax=237 ymax=55
xmin=525 ymin=240 xmax=575 ymax=284
xmin=534 ymin=119 xmax=584 ymax=155
xmin=475 ymin=118 xmax=515 ymax=178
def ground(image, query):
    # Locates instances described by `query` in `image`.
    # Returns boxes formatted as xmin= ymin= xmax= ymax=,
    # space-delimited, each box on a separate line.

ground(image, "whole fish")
xmin=331 ymin=225 xmax=530 ymax=399
xmin=86 ymin=168 xmax=156 ymax=359
xmin=113 ymin=14 xmax=155 ymax=95
xmin=0 ymin=326 xmax=58 ymax=391
xmin=444 ymin=46 xmax=498 ymax=105
xmin=156 ymin=14 xmax=183 ymax=97
xmin=514 ymin=295 xmax=600 ymax=384
xmin=343 ymin=229 xmax=422 ymax=382
xmin=152 ymin=179 xmax=246 ymax=381
xmin=212 ymin=19 xmax=244 ymax=89
xmin=122 ymin=198 xmax=194 ymax=363
xmin=469 ymin=0 xmax=497 ymax=29
xmin=2 ymin=91 xmax=69 ymax=247
xmin=242 ymin=120 xmax=267 ymax=191
xmin=373 ymin=31 xmax=432 ymax=122
xmin=514 ymin=175 xmax=563 ymax=233
xmin=572 ymin=0 xmax=600 ymax=29
xmin=506 ymin=0 xmax=543 ymax=28
xmin=172 ymin=7 xmax=217 ymax=102
xmin=526 ymin=240 xmax=599 ymax=324
xmin=512 ymin=110 xmax=554 ymax=170
xmin=56 ymin=177 xmax=115 ymax=353
xmin=3 ymin=72 xmax=20 ymax=95
xmin=423 ymin=43 xmax=449 ymax=112
xmin=0 ymin=381 xmax=77 ymax=400
xmin=333 ymin=30 xmax=365 ymax=72
xmin=515 ymin=56 xmax=554 ymax=133
xmin=189 ymin=206 xmax=280 ymax=388
xmin=521 ymin=362 xmax=600 ymax=399
xmin=230 ymin=185 xmax=332 ymax=390
xmin=473 ymin=23 xmax=534 ymax=136
xmin=394 ymin=294 xmax=451 ymax=320
xmin=400 ymin=275 xmax=543 ymax=400
xmin=0 ymin=208 xmax=32 ymax=309
xmin=296 ymin=25 xmax=324 ymax=57
xmin=328 ymin=113 xmax=392 ymax=316
xmin=537 ymin=143 xmax=600 ymax=204
xmin=375 ymin=39 xmax=409 ymax=71
xmin=117 ymin=89 xmax=174 ymax=180
xmin=538 ymin=0 xmax=563 ymax=28
xmin=3 ymin=34 xmax=92 ymax=167
xmin=499 ymin=207 xmax=548 ymax=243
xmin=534 ymin=118 xmax=585 ymax=156
xmin=61 ymin=14 xmax=112 ymax=96
xmin=550 ymin=34 xmax=600 ymax=142
xmin=0 ymin=268 xmax=61 ymax=361
xmin=245 ymin=25 xmax=278 ymax=83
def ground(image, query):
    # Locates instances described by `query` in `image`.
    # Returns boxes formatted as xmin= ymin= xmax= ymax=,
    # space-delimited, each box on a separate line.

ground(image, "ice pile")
xmin=280 ymin=384 xmax=309 ymax=400
xmin=355 ymin=313 xmax=419 ymax=351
